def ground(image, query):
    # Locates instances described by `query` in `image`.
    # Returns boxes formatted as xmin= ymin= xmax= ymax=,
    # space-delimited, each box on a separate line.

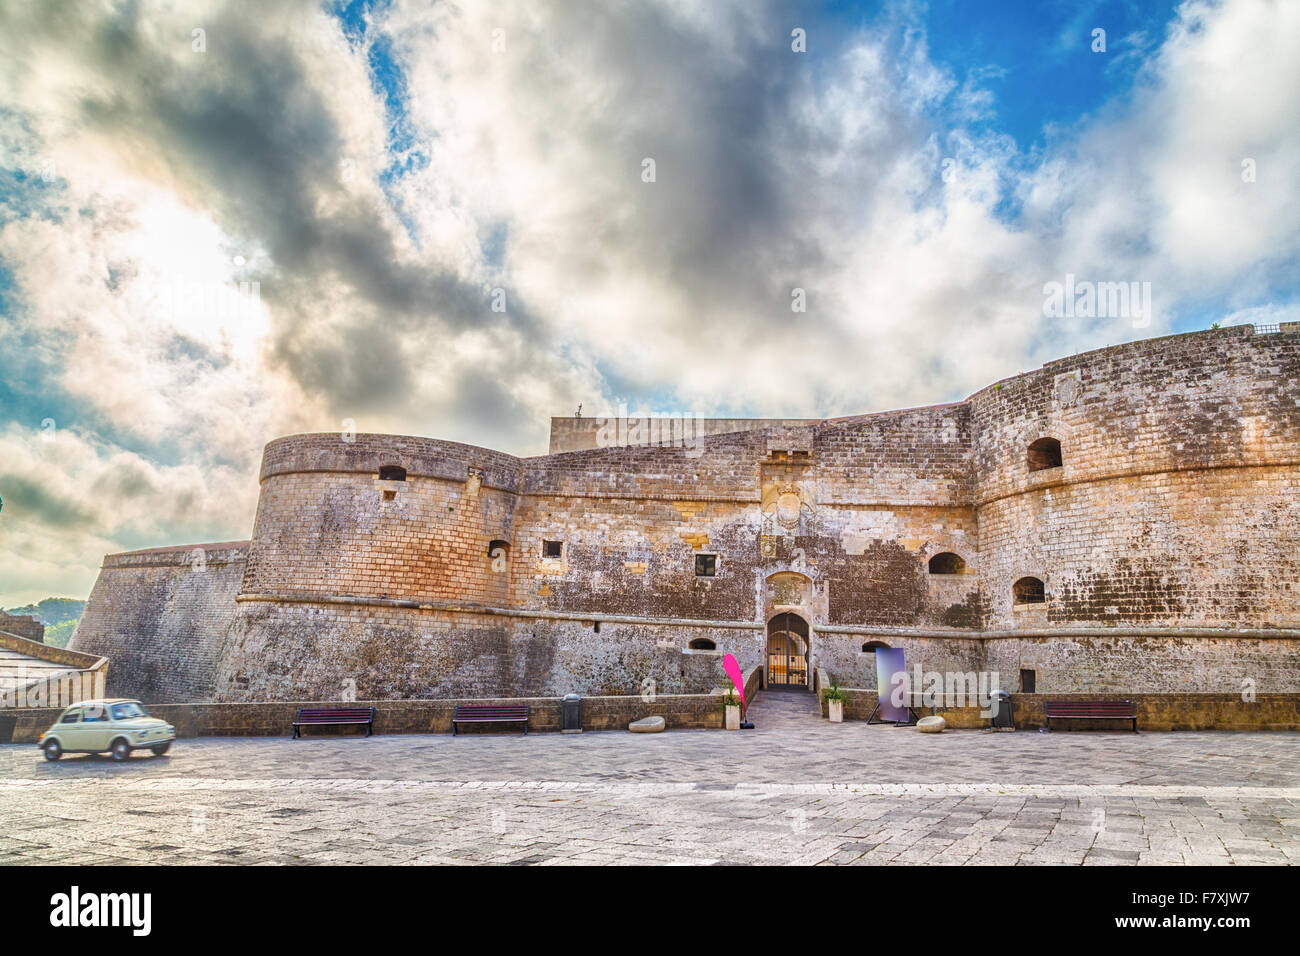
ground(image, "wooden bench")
xmin=1044 ymin=699 xmax=1137 ymax=732
xmin=291 ymin=707 xmax=375 ymax=738
xmin=453 ymin=704 xmax=529 ymax=735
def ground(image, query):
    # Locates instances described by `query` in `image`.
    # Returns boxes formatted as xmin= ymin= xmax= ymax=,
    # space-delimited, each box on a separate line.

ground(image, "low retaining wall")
xmin=0 ymin=631 xmax=109 ymax=710
xmin=3 ymin=690 xmax=730 ymax=744
xmin=9 ymin=685 xmax=1295 ymax=742
xmin=819 ymin=689 xmax=1300 ymax=731
xmin=0 ymin=630 xmax=105 ymax=670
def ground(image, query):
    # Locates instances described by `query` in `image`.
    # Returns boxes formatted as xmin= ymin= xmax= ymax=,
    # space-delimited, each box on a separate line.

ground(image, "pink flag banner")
xmin=722 ymin=653 xmax=745 ymax=709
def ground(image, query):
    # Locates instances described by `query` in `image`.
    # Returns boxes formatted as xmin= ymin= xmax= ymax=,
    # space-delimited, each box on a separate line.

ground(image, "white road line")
xmin=2 ymin=779 xmax=1299 ymax=798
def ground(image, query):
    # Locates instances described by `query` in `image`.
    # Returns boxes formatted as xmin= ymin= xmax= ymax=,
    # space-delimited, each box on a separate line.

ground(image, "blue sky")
xmin=0 ymin=0 xmax=1297 ymax=604
xmin=325 ymin=0 xmax=1291 ymax=343
xmin=342 ymin=0 xmax=1181 ymax=219
xmin=920 ymin=1 xmax=1178 ymax=146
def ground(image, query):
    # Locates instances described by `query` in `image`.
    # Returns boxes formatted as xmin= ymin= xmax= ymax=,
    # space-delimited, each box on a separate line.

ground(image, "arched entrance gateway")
xmin=766 ymin=613 xmax=809 ymax=689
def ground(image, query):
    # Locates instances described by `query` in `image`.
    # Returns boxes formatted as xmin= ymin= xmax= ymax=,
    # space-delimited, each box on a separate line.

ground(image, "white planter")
xmin=828 ymin=700 xmax=844 ymax=723
xmin=725 ymin=704 xmax=741 ymax=730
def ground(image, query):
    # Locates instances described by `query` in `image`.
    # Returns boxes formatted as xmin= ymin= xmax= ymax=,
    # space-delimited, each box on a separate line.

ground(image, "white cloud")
xmin=0 ymin=0 xmax=1296 ymax=603
xmin=0 ymin=423 xmax=253 ymax=605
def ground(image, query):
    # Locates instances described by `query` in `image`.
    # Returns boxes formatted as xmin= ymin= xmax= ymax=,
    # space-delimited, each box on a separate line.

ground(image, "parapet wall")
xmin=970 ymin=327 xmax=1300 ymax=500
xmin=4 ymin=690 xmax=735 ymax=743
xmin=821 ymin=689 xmax=1300 ymax=731
xmin=0 ymin=630 xmax=108 ymax=709
xmin=547 ymin=415 xmax=819 ymax=454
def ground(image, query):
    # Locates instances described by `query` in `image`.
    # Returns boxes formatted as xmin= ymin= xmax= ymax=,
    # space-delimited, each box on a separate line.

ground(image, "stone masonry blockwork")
xmin=68 ymin=327 xmax=1300 ymax=703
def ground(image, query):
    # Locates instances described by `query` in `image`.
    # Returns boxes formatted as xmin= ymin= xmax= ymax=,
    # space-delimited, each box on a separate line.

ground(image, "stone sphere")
xmin=917 ymin=715 xmax=946 ymax=734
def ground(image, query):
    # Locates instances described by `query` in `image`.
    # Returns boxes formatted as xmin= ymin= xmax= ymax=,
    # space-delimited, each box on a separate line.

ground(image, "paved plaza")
xmin=2 ymin=692 xmax=1298 ymax=865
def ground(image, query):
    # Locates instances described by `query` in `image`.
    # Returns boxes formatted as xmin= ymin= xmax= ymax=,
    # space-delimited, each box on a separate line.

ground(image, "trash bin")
xmin=990 ymin=689 xmax=1014 ymax=729
xmin=562 ymin=693 xmax=583 ymax=734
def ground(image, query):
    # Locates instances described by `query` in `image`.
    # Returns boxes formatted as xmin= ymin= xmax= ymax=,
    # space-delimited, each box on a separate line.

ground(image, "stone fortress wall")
xmin=72 ymin=543 xmax=248 ymax=703
xmin=70 ymin=326 xmax=1300 ymax=703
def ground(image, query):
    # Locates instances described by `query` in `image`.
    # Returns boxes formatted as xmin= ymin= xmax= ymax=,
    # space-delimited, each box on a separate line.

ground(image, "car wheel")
xmin=110 ymin=739 xmax=131 ymax=762
xmin=43 ymin=740 xmax=62 ymax=761
xmin=150 ymin=742 xmax=171 ymax=757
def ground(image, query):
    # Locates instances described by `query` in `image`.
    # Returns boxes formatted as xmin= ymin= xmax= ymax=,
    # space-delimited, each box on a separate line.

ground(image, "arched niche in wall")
xmin=1013 ymin=576 xmax=1046 ymax=604
xmin=928 ymin=552 xmax=967 ymax=574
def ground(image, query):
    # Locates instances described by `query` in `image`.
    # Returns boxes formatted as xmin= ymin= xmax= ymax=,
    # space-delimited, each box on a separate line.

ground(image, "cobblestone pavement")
xmin=2 ymin=691 xmax=1298 ymax=865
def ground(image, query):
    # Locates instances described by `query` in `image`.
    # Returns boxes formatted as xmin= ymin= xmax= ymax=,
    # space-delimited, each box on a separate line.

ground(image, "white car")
xmin=38 ymin=699 xmax=176 ymax=761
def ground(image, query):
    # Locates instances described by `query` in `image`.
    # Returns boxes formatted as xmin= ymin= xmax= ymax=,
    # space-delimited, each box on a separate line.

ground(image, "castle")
xmin=70 ymin=326 xmax=1300 ymax=704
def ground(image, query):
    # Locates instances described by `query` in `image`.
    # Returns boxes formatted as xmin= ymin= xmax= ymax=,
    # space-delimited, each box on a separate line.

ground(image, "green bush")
xmin=820 ymin=680 xmax=849 ymax=704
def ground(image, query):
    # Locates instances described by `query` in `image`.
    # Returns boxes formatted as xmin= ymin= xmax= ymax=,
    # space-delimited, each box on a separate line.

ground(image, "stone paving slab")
xmin=1 ymin=692 xmax=1298 ymax=865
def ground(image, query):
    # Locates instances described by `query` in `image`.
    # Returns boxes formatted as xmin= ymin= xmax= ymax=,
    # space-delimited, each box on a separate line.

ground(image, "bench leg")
xmin=366 ymin=722 xmax=373 ymax=737
xmin=292 ymin=726 xmax=299 ymax=739
xmin=1045 ymin=716 xmax=1051 ymax=733
xmin=453 ymin=722 xmax=458 ymax=736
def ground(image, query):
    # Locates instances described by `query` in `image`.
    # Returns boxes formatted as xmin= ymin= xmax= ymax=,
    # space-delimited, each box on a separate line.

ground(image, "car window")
xmin=82 ymin=706 xmax=107 ymax=722
xmin=59 ymin=710 xmax=81 ymax=724
xmin=111 ymin=702 xmax=147 ymax=719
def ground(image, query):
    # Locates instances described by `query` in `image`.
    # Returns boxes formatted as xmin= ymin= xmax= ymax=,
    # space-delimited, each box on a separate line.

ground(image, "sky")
xmin=0 ymin=0 xmax=1297 ymax=606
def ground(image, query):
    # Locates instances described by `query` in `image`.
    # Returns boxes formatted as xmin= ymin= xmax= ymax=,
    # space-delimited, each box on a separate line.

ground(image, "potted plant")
xmin=721 ymin=690 xmax=742 ymax=730
xmin=821 ymin=681 xmax=849 ymax=723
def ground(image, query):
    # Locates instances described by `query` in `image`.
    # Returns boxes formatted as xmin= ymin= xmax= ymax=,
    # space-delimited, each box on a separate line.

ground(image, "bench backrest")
xmin=454 ymin=704 xmax=529 ymax=719
xmin=297 ymin=707 xmax=374 ymax=722
xmin=1044 ymin=700 xmax=1134 ymax=716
